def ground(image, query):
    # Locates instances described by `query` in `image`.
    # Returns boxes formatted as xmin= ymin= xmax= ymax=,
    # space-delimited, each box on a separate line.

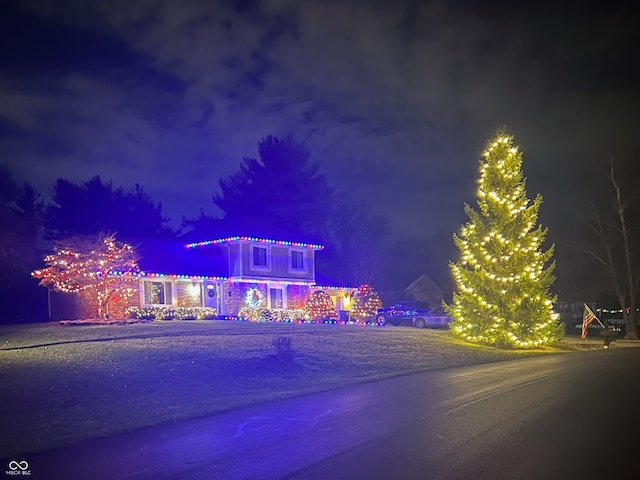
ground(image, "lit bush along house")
xmin=47 ymin=236 xmax=353 ymax=321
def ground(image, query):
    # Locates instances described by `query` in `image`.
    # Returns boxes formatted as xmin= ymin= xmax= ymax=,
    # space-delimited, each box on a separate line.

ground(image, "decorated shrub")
xmin=304 ymin=290 xmax=338 ymax=322
xmin=126 ymin=306 xmax=217 ymax=320
xmin=349 ymin=285 xmax=383 ymax=323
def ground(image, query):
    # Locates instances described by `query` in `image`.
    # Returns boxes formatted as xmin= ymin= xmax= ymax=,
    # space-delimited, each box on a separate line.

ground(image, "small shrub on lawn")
xmin=271 ymin=336 xmax=295 ymax=364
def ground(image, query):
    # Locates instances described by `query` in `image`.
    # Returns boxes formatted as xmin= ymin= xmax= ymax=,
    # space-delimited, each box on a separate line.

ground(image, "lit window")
xmin=143 ymin=280 xmax=173 ymax=305
xmin=188 ymin=283 xmax=202 ymax=299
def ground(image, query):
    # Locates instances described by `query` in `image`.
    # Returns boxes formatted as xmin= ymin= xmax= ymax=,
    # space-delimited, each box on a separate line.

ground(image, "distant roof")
xmin=404 ymin=274 xmax=444 ymax=306
xmin=405 ymin=273 xmax=443 ymax=293
xmin=128 ymin=238 xmax=227 ymax=278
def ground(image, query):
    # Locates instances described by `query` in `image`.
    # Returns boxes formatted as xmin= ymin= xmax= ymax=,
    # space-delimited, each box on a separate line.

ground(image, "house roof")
xmin=405 ymin=273 xmax=444 ymax=294
xmin=177 ymin=218 xmax=325 ymax=246
xmin=404 ymin=273 xmax=444 ymax=306
xmin=125 ymin=235 xmax=337 ymax=283
xmin=185 ymin=236 xmax=324 ymax=250
xmin=128 ymin=238 xmax=228 ymax=278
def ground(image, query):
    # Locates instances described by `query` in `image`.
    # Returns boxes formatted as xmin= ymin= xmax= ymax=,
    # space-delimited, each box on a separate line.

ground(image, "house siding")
xmin=239 ymin=243 xmax=315 ymax=282
xmin=229 ymin=244 xmax=241 ymax=276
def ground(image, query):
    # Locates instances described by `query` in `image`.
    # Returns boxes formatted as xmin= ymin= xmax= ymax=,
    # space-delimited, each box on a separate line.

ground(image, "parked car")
xmin=375 ymin=301 xmax=452 ymax=329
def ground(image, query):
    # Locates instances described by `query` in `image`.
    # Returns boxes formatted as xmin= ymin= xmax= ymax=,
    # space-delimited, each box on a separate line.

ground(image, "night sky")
xmin=1 ymin=0 xmax=638 ymax=241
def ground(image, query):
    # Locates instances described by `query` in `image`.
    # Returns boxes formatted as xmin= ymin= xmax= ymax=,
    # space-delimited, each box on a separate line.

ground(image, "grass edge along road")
xmin=1 ymin=320 xmax=580 ymax=458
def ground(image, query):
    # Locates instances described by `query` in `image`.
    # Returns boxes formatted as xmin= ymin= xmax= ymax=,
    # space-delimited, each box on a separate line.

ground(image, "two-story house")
xmin=48 ymin=235 xmax=354 ymax=321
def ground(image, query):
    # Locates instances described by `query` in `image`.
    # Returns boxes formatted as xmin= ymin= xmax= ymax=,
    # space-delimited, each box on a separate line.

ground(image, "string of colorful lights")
xmin=185 ymin=236 xmax=324 ymax=250
xmin=32 ymin=235 xmax=140 ymax=317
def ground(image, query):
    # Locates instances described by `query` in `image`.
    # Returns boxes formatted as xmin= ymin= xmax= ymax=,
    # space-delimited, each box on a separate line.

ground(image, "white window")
xmin=269 ymin=287 xmax=285 ymax=309
xmin=291 ymin=250 xmax=305 ymax=271
xmin=143 ymin=280 xmax=173 ymax=305
xmin=251 ymin=245 xmax=270 ymax=269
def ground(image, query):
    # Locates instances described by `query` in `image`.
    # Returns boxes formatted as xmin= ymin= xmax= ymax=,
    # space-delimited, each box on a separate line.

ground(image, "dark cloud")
xmin=1 ymin=0 xmax=638 ymax=239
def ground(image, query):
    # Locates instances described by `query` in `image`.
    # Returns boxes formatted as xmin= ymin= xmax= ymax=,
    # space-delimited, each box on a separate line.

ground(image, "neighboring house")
xmin=378 ymin=273 xmax=445 ymax=310
xmin=404 ymin=273 xmax=445 ymax=309
xmin=48 ymin=236 xmax=354 ymax=320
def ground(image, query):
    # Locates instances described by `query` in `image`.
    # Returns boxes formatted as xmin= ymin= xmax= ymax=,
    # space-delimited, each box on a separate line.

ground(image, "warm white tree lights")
xmin=445 ymin=130 xmax=563 ymax=348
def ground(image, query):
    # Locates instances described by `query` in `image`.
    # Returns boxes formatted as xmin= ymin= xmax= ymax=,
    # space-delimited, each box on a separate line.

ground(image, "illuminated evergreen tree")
xmin=33 ymin=233 xmax=140 ymax=318
xmin=446 ymin=130 xmax=563 ymax=348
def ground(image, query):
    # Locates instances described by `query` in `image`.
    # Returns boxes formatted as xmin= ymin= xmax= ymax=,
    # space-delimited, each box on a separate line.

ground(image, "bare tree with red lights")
xmin=33 ymin=233 xmax=140 ymax=319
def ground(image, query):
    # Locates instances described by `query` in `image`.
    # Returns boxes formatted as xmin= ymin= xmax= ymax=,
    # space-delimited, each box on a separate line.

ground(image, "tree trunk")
xmin=624 ymin=307 xmax=638 ymax=340
xmin=611 ymin=163 xmax=639 ymax=340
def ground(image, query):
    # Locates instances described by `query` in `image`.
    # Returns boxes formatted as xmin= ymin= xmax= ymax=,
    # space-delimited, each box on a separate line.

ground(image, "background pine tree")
xmin=446 ymin=129 xmax=563 ymax=348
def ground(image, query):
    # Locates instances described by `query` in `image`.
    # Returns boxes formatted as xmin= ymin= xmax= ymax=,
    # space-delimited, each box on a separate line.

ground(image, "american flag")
xmin=581 ymin=304 xmax=598 ymax=339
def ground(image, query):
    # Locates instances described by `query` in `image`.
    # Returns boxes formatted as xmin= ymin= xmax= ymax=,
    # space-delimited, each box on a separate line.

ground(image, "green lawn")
xmin=0 ymin=320 xmax=567 ymax=458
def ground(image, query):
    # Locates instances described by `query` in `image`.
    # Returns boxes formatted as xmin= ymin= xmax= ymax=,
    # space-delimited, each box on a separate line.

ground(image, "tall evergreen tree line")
xmin=1 ymin=134 xmax=451 ymax=322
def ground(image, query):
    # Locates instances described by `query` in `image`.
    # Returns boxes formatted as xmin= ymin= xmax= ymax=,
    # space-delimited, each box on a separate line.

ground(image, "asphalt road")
xmin=11 ymin=349 xmax=640 ymax=479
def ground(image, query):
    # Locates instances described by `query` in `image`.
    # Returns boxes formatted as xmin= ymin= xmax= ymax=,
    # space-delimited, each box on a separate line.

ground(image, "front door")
xmin=204 ymin=282 xmax=222 ymax=313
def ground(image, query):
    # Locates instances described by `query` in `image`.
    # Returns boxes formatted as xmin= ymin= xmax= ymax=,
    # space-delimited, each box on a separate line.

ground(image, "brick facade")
xmin=51 ymin=280 xmax=337 ymax=321
xmin=225 ymin=282 xmax=268 ymax=316
xmin=287 ymin=284 xmax=312 ymax=309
